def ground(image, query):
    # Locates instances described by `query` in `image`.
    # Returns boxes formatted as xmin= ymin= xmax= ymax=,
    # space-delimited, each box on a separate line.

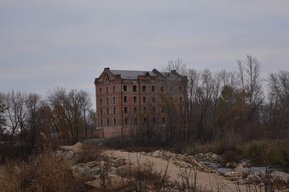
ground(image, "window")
xmin=162 ymin=117 xmax=165 ymax=124
xmin=179 ymin=97 xmax=183 ymax=102
xmin=124 ymin=118 xmax=128 ymax=124
xmin=142 ymin=86 xmax=146 ymax=92
xmin=152 ymin=97 xmax=155 ymax=103
xmin=143 ymin=97 xmax=146 ymax=102
xmin=107 ymin=108 xmax=109 ymax=115
xmin=107 ymin=119 xmax=109 ymax=126
xmin=134 ymin=107 xmax=137 ymax=112
xmin=133 ymin=96 xmax=137 ymax=103
xmin=124 ymin=96 xmax=127 ymax=103
xmin=113 ymin=86 xmax=115 ymax=92
xmin=161 ymin=86 xmax=164 ymax=92
xmin=153 ymin=107 xmax=156 ymax=113
xmin=143 ymin=107 xmax=146 ymax=112
xmin=114 ymin=118 xmax=116 ymax=125
xmin=124 ymin=107 xmax=128 ymax=114
xmin=133 ymin=85 xmax=137 ymax=92
xmin=152 ymin=86 xmax=155 ymax=92
xmin=100 ymin=119 xmax=103 ymax=126
xmin=100 ymin=99 xmax=102 ymax=106
xmin=99 ymin=88 xmax=102 ymax=94
xmin=113 ymin=107 xmax=116 ymax=114
xmin=123 ymin=85 xmax=127 ymax=91
xmin=106 ymin=87 xmax=108 ymax=93
xmin=179 ymin=86 xmax=183 ymax=91
xmin=106 ymin=98 xmax=109 ymax=104
xmin=100 ymin=109 xmax=102 ymax=116
xmin=113 ymin=97 xmax=116 ymax=103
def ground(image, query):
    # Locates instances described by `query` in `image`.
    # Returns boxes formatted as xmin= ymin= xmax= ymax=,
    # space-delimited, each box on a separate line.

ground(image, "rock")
xmin=60 ymin=142 xmax=84 ymax=153
xmin=151 ymin=150 xmax=161 ymax=157
xmin=237 ymin=179 xmax=244 ymax=185
xmin=86 ymin=174 xmax=129 ymax=189
xmin=234 ymin=164 xmax=246 ymax=174
xmin=224 ymin=171 xmax=242 ymax=181
xmin=70 ymin=165 xmax=86 ymax=177
xmin=244 ymin=173 xmax=261 ymax=184
xmin=84 ymin=167 xmax=101 ymax=175
xmin=271 ymin=171 xmax=289 ymax=186
xmin=226 ymin=161 xmax=238 ymax=168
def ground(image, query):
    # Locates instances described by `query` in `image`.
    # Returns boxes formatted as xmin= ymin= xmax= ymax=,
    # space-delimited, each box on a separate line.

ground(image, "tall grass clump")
xmin=0 ymin=147 xmax=94 ymax=192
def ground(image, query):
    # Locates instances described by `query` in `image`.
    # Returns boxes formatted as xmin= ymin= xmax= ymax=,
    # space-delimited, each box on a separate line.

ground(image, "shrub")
xmin=240 ymin=140 xmax=289 ymax=167
xmin=265 ymin=140 xmax=289 ymax=166
xmin=241 ymin=140 xmax=266 ymax=165
xmin=0 ymin=148 xmax=94 ymax=192
xmin=222 ymin=150 xmax=240 ymax=164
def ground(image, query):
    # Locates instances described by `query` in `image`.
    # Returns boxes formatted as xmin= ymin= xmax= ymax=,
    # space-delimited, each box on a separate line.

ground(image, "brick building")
xmin=94 ymin=67 xmax=188 ymax=138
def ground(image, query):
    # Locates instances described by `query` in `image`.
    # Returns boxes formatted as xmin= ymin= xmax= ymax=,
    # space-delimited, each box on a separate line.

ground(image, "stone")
xmin=244 ymin=173 xmax=261 ymax=184
xmin=271 ymin=171 xmax=289 ymax=186
xmin=226 ymin=161 xmax=238 ymax=168
xmin=234 ymin=164 xmax=246 ymax=174
xmin=224 ymin=171 xmax=242 ymax=180
xmin=84 ymin=167 xmax=101 ymax=175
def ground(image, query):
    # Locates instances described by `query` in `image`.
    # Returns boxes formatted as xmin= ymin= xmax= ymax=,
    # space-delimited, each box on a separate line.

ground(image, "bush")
xmin=222 ymin=150 xmax=240 ymax=164
xmin=241 ymin=140 xmax=266 ymax=165
xmin=0 ymin=147 xmax=94 ymax=192
xmin=240 ymin=140 xmax=289 ymax=167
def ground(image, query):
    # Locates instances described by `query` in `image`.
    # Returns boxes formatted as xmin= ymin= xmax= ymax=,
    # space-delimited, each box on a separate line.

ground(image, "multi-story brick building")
xmin=94 ymin=67 xmax=188 ymax=138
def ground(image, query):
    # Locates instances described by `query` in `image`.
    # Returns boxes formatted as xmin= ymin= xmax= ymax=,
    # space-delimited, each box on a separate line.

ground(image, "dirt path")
xmin=106 ymin=150 xmax=248 ymax=192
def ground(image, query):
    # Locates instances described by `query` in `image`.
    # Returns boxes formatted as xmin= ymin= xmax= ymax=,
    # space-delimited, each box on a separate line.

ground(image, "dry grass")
xmin=0 ymin=147 xmax=95 ymax=192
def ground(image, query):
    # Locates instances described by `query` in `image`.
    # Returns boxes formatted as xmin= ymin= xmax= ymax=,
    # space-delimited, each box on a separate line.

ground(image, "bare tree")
xmin=2 ymin=91 xmax=27 ymax=147
xmin=165 ymin=58 xmax=187 ymax=75
xmin=237 ymin=55 xmax=263 ymax=121
xmin=48 ymin=88 xmax=92 ymax=143
xmin=267 ymin=71 xmax=289 ymax=138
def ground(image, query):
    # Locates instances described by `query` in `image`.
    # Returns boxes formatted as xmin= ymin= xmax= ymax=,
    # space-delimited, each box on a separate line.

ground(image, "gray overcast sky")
xmin=1 ymin=0 xmax=289 ymax=104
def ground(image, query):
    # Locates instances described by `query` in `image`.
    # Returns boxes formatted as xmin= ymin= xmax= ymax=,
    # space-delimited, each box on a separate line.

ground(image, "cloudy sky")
xmin=1 ymin=0 xmax=289 ymax=104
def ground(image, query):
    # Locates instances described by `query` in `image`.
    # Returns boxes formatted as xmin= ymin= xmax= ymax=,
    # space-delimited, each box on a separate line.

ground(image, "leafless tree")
xmin=165 ymin=58 xmax=187 ymax=75
xmin=237 ymin=55 xmax=263 ymax=123
xmin=267 ymin=71 xmax=289 ymax=138
xmin=48 ymin=88 xmax=92 ymax=143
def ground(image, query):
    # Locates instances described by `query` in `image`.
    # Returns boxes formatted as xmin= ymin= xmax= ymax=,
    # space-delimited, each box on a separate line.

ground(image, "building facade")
xmin=94 ymin=67 xmax=188 ymax=138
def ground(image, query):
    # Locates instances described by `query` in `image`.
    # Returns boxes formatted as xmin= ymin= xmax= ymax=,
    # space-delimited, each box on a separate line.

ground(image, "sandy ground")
xmin=106 ymin=150 xmax=249 ymax=192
